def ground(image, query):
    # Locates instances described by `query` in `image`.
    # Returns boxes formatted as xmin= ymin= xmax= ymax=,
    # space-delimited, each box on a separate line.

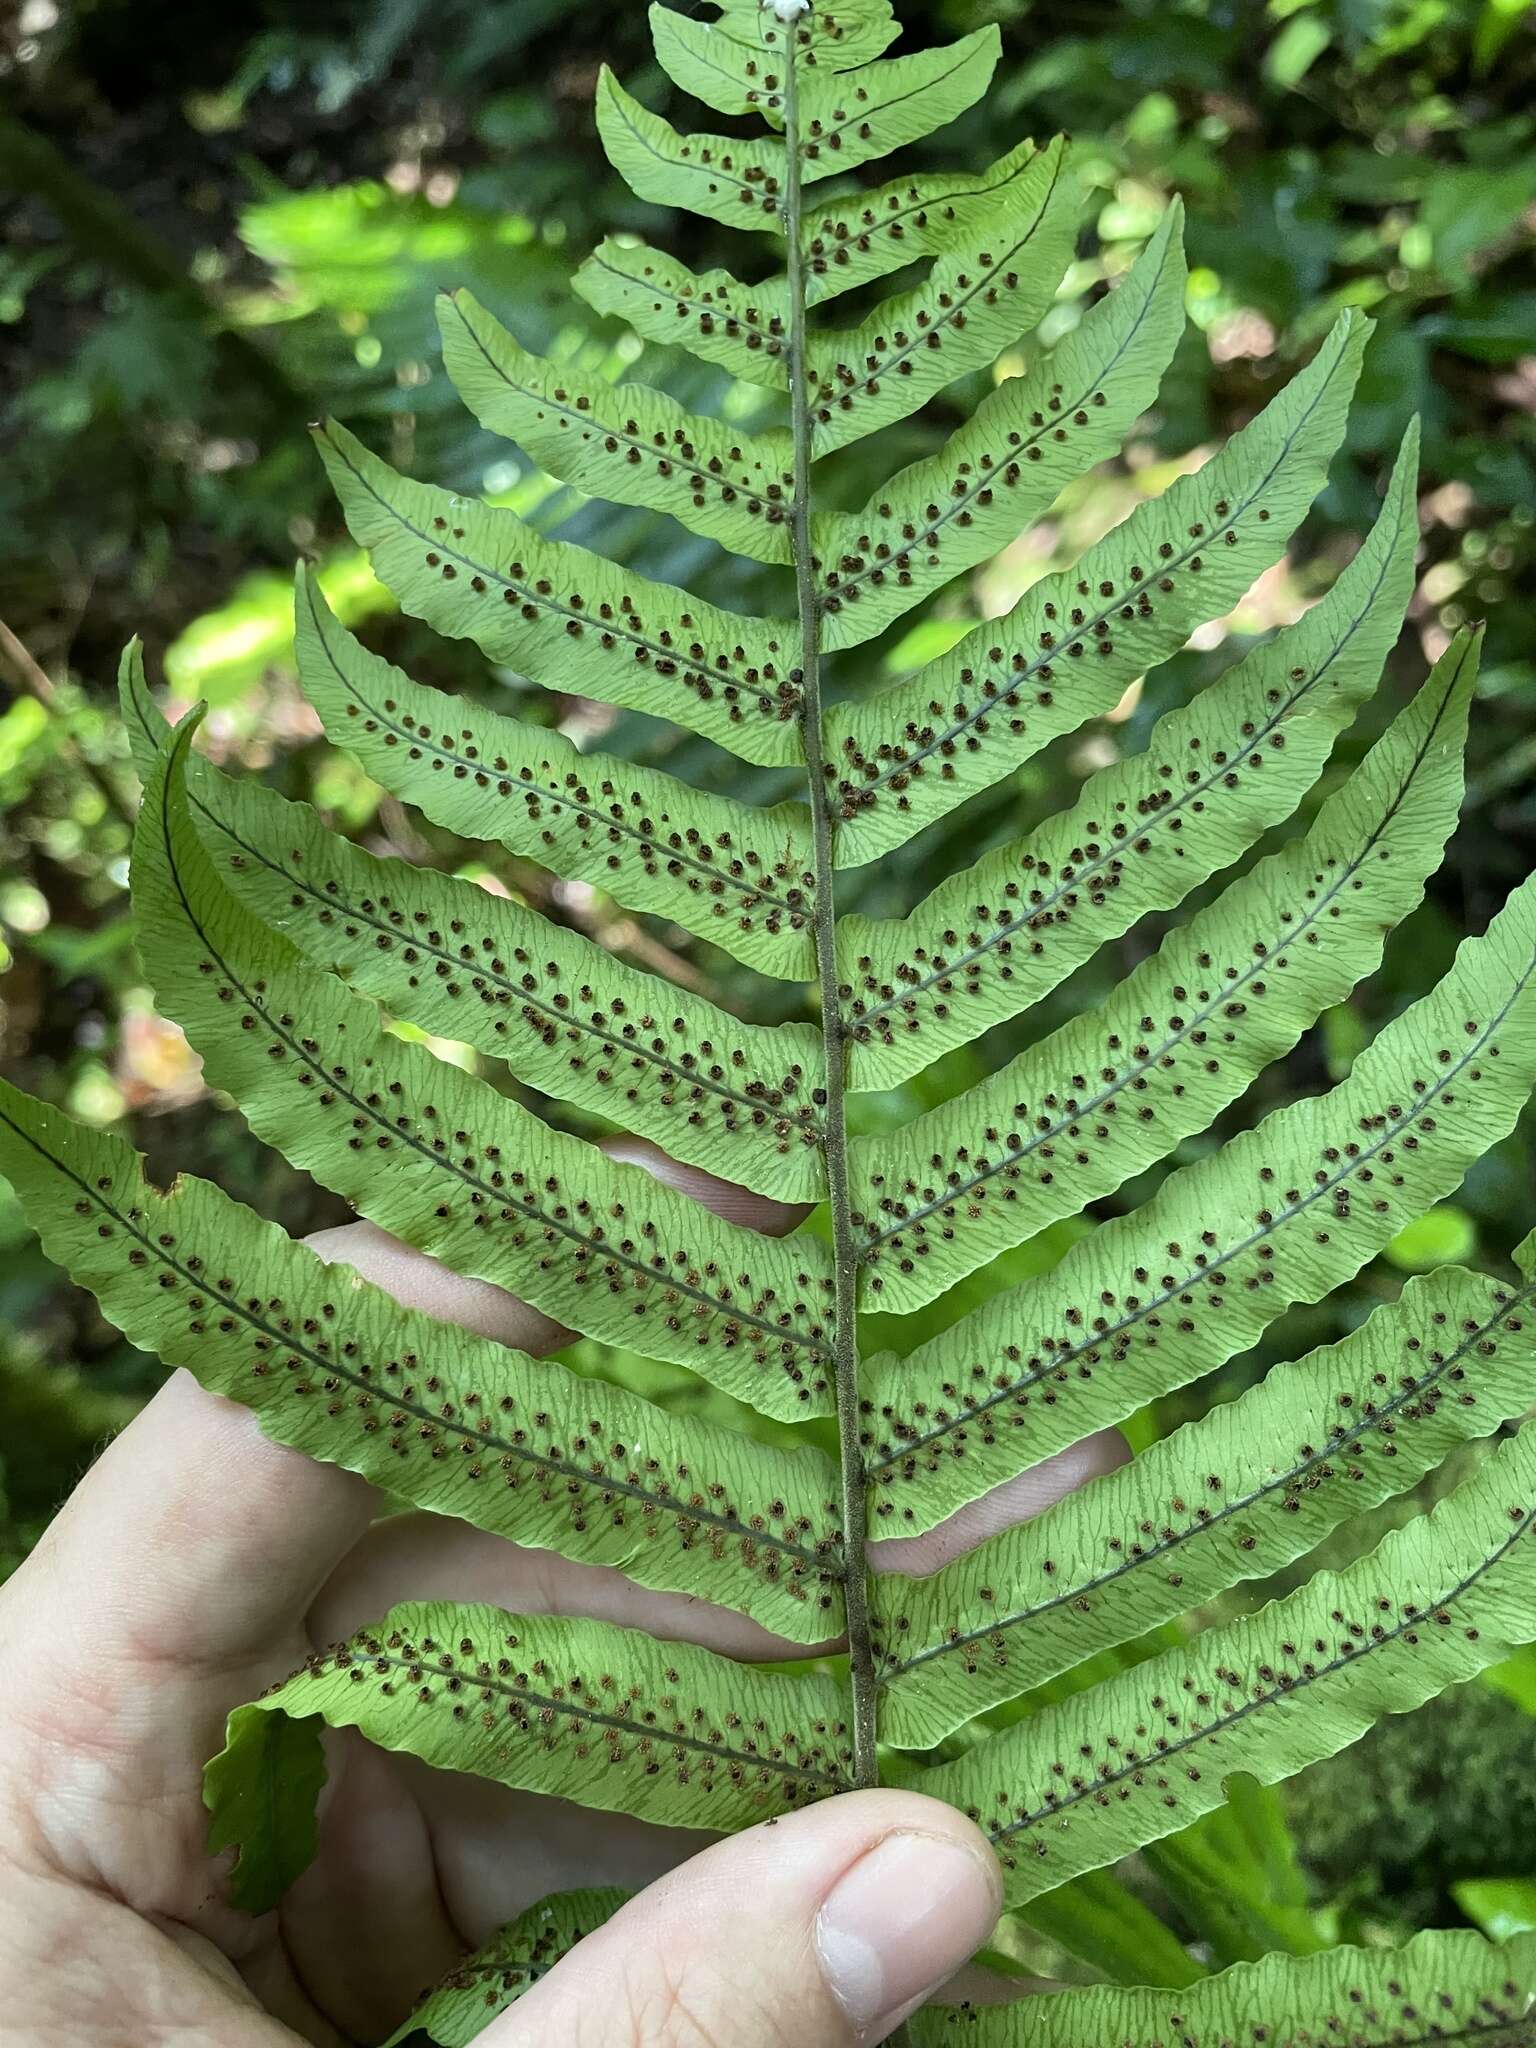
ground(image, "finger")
xmin=303 ymin=1131 xmax=810 ymax=1358
xmin=310 ymin=1512 xmax=834 ymax=1662
xmin=490 ymin=1789 xmax=1002 ymax=2048
xmin=870 ymin=1430 xmax=1130 ymax=1577
xmin=602 ymin=1132 xmax=813 ymax=1235
xmin=305 ymin=1219 xmax=575 ymax=1354
xmin=278 ymin=1729 xmax=462 ymax=2045
xmin=0 ymin=1371 xmax=374 ymax=1750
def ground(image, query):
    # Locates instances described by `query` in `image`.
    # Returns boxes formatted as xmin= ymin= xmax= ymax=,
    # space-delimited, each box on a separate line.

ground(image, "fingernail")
xmin=815 ymin=1830 xmax=1001 ymax=2039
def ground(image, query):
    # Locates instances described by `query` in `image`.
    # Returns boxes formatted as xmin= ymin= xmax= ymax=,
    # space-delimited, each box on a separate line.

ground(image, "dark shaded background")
xmin=3 ymin=0 xmax=1536 ymax=1976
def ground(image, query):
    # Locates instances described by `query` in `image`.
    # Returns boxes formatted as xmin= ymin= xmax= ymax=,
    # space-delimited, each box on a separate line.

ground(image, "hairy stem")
xmin=781 ymin=44 xmax=879 ymax=1793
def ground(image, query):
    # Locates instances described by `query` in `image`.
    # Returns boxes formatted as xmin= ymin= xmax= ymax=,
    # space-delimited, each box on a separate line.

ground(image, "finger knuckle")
xmin=620 ymin=1953 xmax=791 ymax=2048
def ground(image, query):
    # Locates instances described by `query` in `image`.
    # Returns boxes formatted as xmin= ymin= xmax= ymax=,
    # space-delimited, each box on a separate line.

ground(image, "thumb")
xmin=487 ymin=1789 xmax=1001 ymax=2048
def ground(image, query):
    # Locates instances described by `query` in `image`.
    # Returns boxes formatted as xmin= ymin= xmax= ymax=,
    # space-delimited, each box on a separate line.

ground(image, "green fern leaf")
xmin=574 ymin=238 xmax=792 ymax=389
xmin=597 ymin=68 xmax=790 ymax=230
xmin=854 ymin=628 xmax=1477 ymax=1315
xmin=909 ymin=1930 xmax=1536 ymax=2046
xmin=120 ymin=643 xmax=827 ymax=1205
xmin=205 ymin=1600 xmax=853 ymax=1908
xmin=792 ymin=28 xmax=1001 ymax=181
xmin=803 ymin=136 xmax=1078 ymax=458
xmin=876 ymin=1231 xmax=1536 ymax=1744
xmin=287 ymin=572 xmax=818 ymax=982
xmin=815 ymin=202 xmax=1185 ymax=651
xmin=842 ymin=426 xmax=1422 ymax=1087
xmin=313 ymin=419 xmax=803 ymax=765
xmin=439 ymin=290 xmax=798 ymax=565
xmin=826 ymin=307 xmax=1369 ymax=863
xmin=800 ymin=138 xmax=1044 ymax=306
xmin=204 ymin=1702 xmax=326 ymax=1916
xmin=133 ymin=718 xmax=837 ymax=1418
xmin=384 ymin=1888 xmax=629 ymax=2047
xmin=600 ymin=30 xmax=999 ymax=218
xmin=650 ymin=0 xmax=902 ymax=120
xmin=869 ymin=860 xmax=1536 ymax=1532
xmin=924 ymin=1422 xmax=1536 ymax=1906
xmin=0 ymin=1074 xmax=845 ymax=1635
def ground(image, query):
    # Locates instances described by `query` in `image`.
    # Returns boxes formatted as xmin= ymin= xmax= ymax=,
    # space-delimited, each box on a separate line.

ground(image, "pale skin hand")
xmin=0 ymin=1152 xmax=1123 ymax=2048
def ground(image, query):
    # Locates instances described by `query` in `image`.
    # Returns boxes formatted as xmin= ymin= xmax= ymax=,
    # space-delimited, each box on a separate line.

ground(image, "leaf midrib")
xmin=581 ymin=246 xmax=790 ymax=351
xmin=805 ymin=44 xmax=982 ymax=153
xmin=801 ymin=145 xmax=1040 ymax=264
xmin=330 ymin=1646 xmax=852 ymax=1789
xmin=606 ymin=81 xmax=783 ymax=199
xmin=450 ymin=299 xmax=796 ymax=504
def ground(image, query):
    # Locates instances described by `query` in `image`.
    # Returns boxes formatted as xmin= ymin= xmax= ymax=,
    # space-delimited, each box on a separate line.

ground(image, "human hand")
xmin=0 ymin=1150 xmax=1122 ymax=2047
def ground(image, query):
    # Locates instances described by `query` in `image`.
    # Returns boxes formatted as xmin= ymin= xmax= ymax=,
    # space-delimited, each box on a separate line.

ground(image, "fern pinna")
xmin=5 ymin=0 xmax=1536 ymax=2039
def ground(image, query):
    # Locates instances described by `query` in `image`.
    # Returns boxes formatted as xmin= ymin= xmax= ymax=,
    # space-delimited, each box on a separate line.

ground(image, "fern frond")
xmin=134 ymin=719 xmax=837 ymax=1417
xmin=869 ymin=861 xmax=1536 ymax=1532
xmin=814 ymin=204 xmax=1185 ymax=651
xmin=204 ymin=1699 xmax=326 ymax=1915
xmin=313 ymin=420 xmax=803 ymax=765
xmin=439 ymin=290 xmax=797 ymax=565
xmin=596 ymin=69 xmax=790 ymax=232
xmin=0 ymin=1076 xmax=845 ymax=1635
xmin=876 ymin=1234 xmax=1536 ymax=1744
xmin=853 ymin=629 xmax=1476 ymax=1315
xmin=791 ymin=28 xmax=1001 ymax=180
xmin=924 ymin=1422 xmax=1536 ymax=1904
xmin=120 ymin=645 xmax=827 ymax=1202
xmin=383 ymin=1889 xmax=629 ymax=2048
xmin=206 ymin=1600 xmax=854 ymax=1910
xmin=841 ymin=425 xmax=1422 ymax=1088
xmin=909 ymin=1929 xmax=1536 ymax=2046
xmin=826 ymin=309 xmax=1369 ymax=863
xmin=16 ymin=0 xmax=1533 ymax=1982
xmin=288 ymin=573 xmax=818 ymax=981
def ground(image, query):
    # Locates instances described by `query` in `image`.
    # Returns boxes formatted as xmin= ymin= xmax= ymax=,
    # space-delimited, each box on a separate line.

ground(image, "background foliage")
xmin=3 ymin=0 xmax=1535 ymax=1977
